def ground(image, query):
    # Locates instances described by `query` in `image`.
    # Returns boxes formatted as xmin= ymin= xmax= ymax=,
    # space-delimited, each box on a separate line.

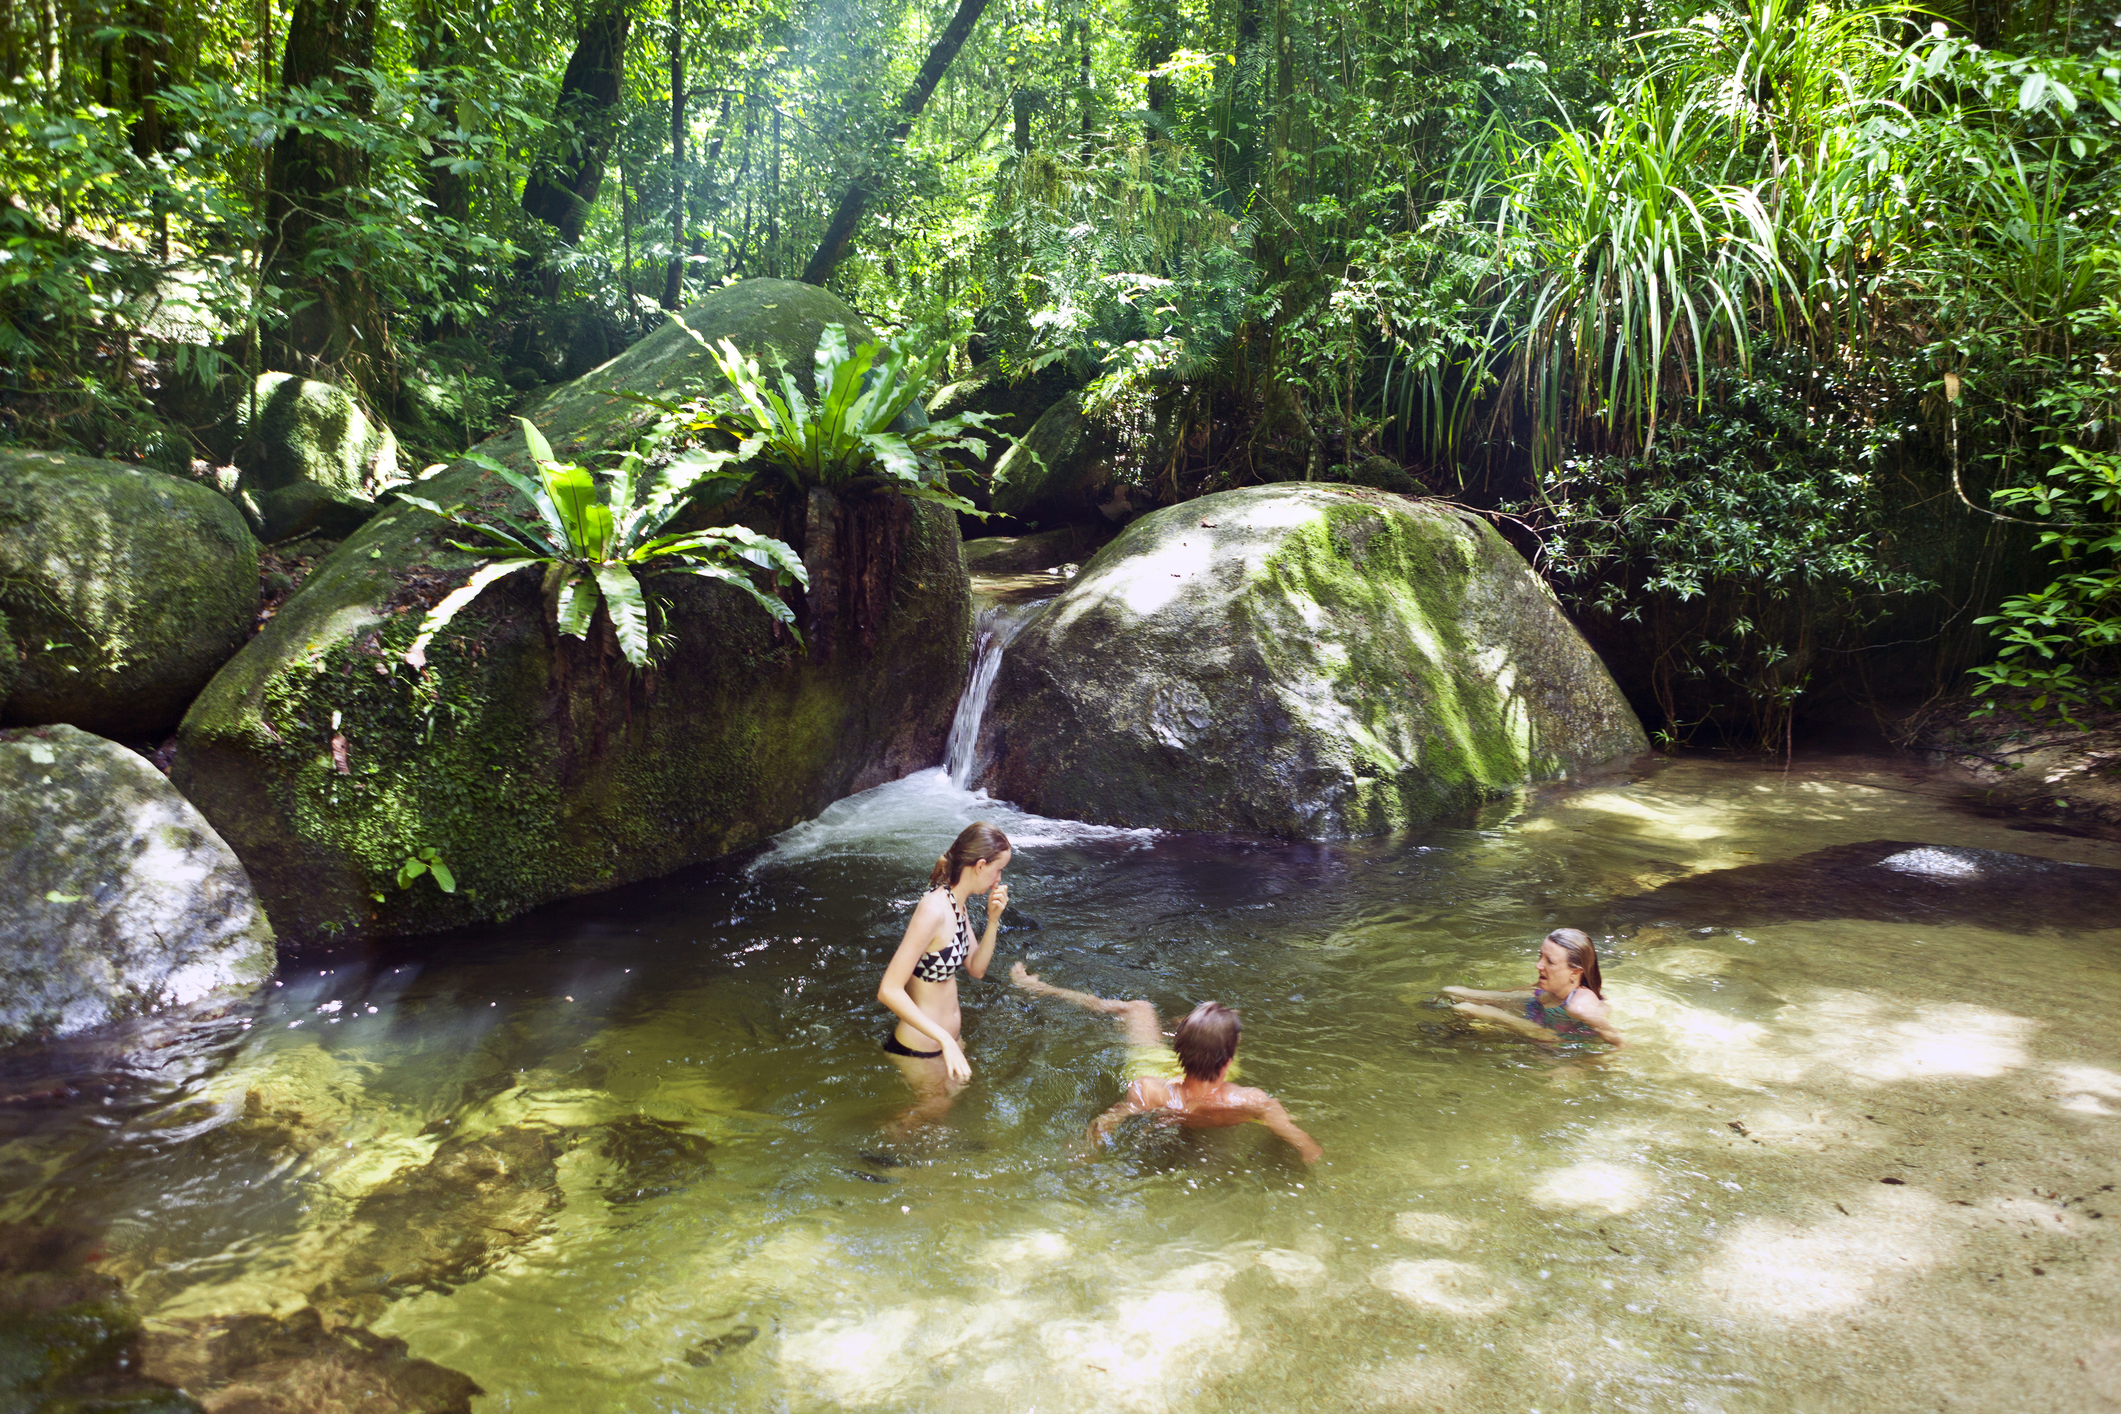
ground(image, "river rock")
xmin=142 ymin=1307 xmax=481 ymax=1413
xmin=0 ymin=725 xmax=275 ymax=1047
xmin=0 ymin=450 xmax=261 ymax=738
xmin=173 ymin=278 xmax=972 ymax=943
xmin=975 ymin=485 xmax=1648 ymax=836
xmin=988 ymin=392 xmax=1120 ymax=526
xmin=230 ymin=373 xmax=401 ymax=542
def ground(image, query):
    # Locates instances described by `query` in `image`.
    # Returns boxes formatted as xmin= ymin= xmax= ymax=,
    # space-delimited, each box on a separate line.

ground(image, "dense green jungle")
xmin=3 ymin=0 xmax=2117 ymax=746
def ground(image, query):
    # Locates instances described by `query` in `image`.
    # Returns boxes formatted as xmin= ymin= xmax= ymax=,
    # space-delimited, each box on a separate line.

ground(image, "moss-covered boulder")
xmin=975 ymin=485 xmax=1648 ymax=836
xmin=230 ymin=373 xmax=401 ymax=542
xmin=962 ymin=525 xmax=1114 ymax=575
xmin=988 ymin=392 xmax=1121 ymax=526
xmin=0 ymin=725 xmax=275 ymax=1047
xmin=173 ymin=278 xmax=973 ymax=944
xmin=0 ymin=450 xmax=261 ymax=738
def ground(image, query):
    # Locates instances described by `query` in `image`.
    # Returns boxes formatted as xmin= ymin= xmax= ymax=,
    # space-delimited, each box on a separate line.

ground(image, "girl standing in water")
xmin=876 ymin=822 xmax=1011 ymax=1120
xmin=1442 ymin=927 xmax=1624 ymax=1047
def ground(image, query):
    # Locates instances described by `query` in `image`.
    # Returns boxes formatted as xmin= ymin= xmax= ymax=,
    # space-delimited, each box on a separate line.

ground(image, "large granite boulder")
xmin=173 ymin=279 xmax=973 ymax=944
xmin=0 ymin=725 xmax=275 ymax=1047
xmin=0 ymin=450 xmax=261 ymax=738
xmin=974 ymin=485 xmax=1648 ymax=836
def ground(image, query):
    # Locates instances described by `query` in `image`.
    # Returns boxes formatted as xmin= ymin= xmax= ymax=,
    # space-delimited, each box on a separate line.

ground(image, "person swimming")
xmin=875 ymin=822 xmax=1011 ymax=1126
xmin=1010 ymin=963 xmax=1321 ymax=1162
xmin=1440 ymin=927 xmax=1623 ymax=1047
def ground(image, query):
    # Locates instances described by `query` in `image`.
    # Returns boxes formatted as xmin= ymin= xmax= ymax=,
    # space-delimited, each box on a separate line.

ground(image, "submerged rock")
xmin=1611 ymin=840 xmax=2121 ymax=931
xmin=0 ymin=1221 xmax=202 ymax=1411
xmin=596 ymin=1115 xmax=716 ymax=1206
xmin=0 ymin=450 xmax=261 ymax=738
xmin=173 ymin=278 xmax=972 ymax=943
xmin=142 ymin=1307 xmax=481 ymax=1414
xmin=312 ymin=1126 xmax=562 ymax=1319
xmin=976 ymin=485 xmax=1647 ymax=836
xmin=0 ymin=725 xmax=274 ymax=1048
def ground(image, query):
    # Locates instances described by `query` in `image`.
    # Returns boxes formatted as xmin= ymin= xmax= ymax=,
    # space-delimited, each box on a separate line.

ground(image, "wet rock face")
xmin=987 ymin=393 xmax=1119 ymax=527
xmin=0 ymin=725 xmax=274 ymax=1047
xmin=142 ymin=1307 xmax=482 ymax=1414
xmin=1611 ymin=840 xmax=2121 ymax=931
xmin=173 ymin=278 xmax=973 ymax=944
xmin=0 ymin=1221 xmax=202 ymax=1412
xmin=0 ymin=450 xmax=261 ymax=738
xmin=312 ymin=1126 xmax=562 ymax=1319
xmin=976 ymin=485 xmax=1648 ymax=837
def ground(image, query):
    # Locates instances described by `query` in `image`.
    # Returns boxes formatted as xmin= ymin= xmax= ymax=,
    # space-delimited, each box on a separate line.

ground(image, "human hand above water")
xmin=986 ymin=881 xmax=1010 ymax=918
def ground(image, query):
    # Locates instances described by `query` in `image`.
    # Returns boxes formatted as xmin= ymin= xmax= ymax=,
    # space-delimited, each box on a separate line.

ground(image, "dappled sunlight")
xmin=1529 ymin=1161 xmax=1653 ymax=1215
xmin=1693 ymin=1185 xmax=1958 ymax=1322
xmin=1252 ymin=1248 xmax=1327 ymax=1287
xmin=2049 ymin=1063 xmax=2121 ymax=1117
xmin=1369 ymin=1258 xmax=1515 ymax=1315
xmin=1777 ymin=993 xmax=2036 ymax=1084
xmin=1393 ymin=1211 xmax=1477 ymax=1248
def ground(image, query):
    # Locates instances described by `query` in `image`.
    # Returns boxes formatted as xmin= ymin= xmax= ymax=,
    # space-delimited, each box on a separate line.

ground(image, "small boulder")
xmin=0 ymin=450 xmax=261 ymax=738
xmin=232 ymin=373 xmax=397 ymax=541
xmin=233 ymin=372 xmax=400 ymax=496
xmin=962 ymin=525 xmax=1113 ymax=575
xmin=988 ymin=392 xmax=1120 ymax=526
xmin=975 ymin=485 xmax=1648 ymax=836
xmin=0 ymin=725 xmax=275 ymax=1048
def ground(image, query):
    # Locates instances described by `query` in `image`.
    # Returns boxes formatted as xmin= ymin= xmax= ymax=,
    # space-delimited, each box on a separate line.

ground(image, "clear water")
xmin=5 ymin=753 xmax=2120 ymax=1412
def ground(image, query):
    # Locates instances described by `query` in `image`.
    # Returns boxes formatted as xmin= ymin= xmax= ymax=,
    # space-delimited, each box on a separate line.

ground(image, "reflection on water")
xmin=3 ymin=756 xmax=2119 ymax=1411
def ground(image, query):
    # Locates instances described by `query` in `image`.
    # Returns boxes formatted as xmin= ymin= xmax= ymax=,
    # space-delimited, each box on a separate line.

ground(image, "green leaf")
xmin=428 ymin=860 xmax=457 ymax=893
xmin=396 ymin=859 xmax=428 ymax=888
xmin=405 ymin=559 xmax=541 ymax=669
xmin=519 ymin=416 xmax=556 ymax=466
xmin=595 ymin=561 xmax=652 ymax=665
xmin=555 ymin=572 xmax=598 ymax=638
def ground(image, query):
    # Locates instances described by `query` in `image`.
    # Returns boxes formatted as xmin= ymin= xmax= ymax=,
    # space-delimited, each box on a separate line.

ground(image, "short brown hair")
xmin=1173 ymin=1002 xmax=1240 ymax=1080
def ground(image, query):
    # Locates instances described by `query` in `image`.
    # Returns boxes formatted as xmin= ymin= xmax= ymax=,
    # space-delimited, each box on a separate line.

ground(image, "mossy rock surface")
xmin=0 ymin=724 xmax=274 ymax=1047
xmin=988 ymin=392 xmax=1119 ymax=526
xmin=962 ymin=525 xmax=1114 ymax=575
xmin=173 ymin=278 xmax=973 ymax=945
xmin=976 ymin=484 xmax=1648 ymax=836
xmin=233 ymin=373 xmax=401 ymax=497
xmin=0 ymin=450 xmax=261 ymax=738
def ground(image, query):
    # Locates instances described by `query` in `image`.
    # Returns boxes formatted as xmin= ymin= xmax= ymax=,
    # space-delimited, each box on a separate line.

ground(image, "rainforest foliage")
xmin=2 ymin=0 xmax=2116 ymax=736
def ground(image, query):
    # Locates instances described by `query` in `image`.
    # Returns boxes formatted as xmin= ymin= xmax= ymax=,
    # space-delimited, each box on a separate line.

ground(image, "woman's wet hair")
xmin=1173 ymin=1002 xmax=1241 ymax=1080
xmin=1545 ymin=927 xmax=1603 ymax=997
xmin=929 ymin=821 xmax=1012 ymax=890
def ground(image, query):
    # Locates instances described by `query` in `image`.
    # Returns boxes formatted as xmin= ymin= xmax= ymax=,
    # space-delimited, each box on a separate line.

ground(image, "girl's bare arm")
xmin=964 ymin=882 xmax=1008 ymax=980
xmin=1450 ymin=1000 xmax=1557 ymax=1043
xmin=1568 ymin=992 xmax=1625 ymax=1048
xmin=1441 ymin=986 xmax=1535 ymax=1004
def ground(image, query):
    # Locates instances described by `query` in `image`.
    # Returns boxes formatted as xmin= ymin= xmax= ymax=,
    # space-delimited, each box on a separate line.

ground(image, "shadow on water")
xmin=1608 ymin=839 xmax=2121 ymax=933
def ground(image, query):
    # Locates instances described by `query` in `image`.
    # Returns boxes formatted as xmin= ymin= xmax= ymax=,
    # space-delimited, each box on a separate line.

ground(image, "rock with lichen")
xmin=0 ymin=451 xmax=261 ymax=738
xmin=975 ymin=484 xmax=1648 ymax=836
xmin=0 ymin=724 xmax=274 ymax=1047
xmin=173 ymin=278 xmax=972 ymax=944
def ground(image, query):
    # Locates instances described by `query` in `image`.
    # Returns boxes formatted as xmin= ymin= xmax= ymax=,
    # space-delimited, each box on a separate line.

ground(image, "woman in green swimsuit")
xmin=1442 ymin=928 xmax=1624 ymax=1047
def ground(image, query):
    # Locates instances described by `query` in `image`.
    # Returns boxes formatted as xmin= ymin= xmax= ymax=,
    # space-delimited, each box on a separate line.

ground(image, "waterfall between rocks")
xmin=942 ymin=599 xmax=1044 ymax=789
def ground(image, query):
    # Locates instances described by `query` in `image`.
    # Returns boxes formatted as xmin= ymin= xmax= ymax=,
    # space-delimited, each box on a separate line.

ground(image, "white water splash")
xmin=749 ymin=598 xmax=1153 ymax=877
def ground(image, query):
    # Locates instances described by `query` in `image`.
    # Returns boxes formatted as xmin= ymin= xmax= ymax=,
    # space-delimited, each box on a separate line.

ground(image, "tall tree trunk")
xmin=660 ymin=0 xmax=683 ymax=308
xmin=521 ymin=0 xmax=629 ymax=249
xmin=418 ymin=0 xmax=470 ymax=336
xmin=1134 ymin=0 xmax=1177 ymax=129
xmin=799 ymin=0 xmax=991 ymax=287
xmin=263 ymin=0 xmax=392 ymax=392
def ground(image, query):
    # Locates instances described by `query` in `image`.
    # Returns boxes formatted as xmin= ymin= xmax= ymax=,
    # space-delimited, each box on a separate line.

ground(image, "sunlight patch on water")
xmin=1529 ymin=1161 xmax=1653 ymax=1215
xmin=1694 ymin=1186 xmax=1958 ymax=1321
xmin=1370 ymin=1258 xmax=1515 ymax=1316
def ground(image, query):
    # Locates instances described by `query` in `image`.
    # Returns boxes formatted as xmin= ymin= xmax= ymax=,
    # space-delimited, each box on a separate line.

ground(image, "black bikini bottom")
xmin=882 ymin=1033 xmax=942 ymax=1059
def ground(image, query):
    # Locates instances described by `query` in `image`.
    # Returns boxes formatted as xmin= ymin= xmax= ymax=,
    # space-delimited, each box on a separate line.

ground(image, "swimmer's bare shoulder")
xmin=1225 ymin=1085 xmax=1322 ymax=1163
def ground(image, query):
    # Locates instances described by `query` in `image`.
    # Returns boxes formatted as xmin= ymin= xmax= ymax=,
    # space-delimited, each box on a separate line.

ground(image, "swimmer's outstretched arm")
xmin=1440 ymin=986 xmax=1536 ymax=1004
xmin=1250 ymin=1094 xmax=1323 ymax=1164
xmin=1448 ymin=1000 xmax=1558 ymax=1043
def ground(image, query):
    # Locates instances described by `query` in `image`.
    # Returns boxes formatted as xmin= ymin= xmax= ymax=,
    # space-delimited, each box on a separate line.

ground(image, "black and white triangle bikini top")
xmin=911 ymin=888 xmax=975 ymax=983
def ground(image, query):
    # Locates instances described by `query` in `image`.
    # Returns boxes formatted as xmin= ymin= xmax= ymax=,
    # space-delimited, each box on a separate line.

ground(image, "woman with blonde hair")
xmin=875 ymin=821 xmax=1012 ymax=1121
xmin=1442 ymin=928 xmax=1623 ymax=1047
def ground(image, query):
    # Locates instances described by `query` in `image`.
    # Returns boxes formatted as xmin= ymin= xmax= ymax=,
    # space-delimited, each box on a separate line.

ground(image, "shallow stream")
xmin=5 ymin=675 xmax=2121 ymax=1410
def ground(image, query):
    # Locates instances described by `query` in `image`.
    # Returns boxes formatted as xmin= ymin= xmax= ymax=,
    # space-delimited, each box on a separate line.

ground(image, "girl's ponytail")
xmin=929 ymin=821 xmax=1012 ymax=890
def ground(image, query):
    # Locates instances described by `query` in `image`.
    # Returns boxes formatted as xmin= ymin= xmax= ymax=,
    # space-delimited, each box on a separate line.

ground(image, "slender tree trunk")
xmin=521 ymin=0 xmax=629 ymax=249
xmin=799 ymin=0 xmax=991 ymax=286
xmin=660 ymin=0 xmax=683 ymax=308
xmin=418 ymin=0 xmax=469 ymax=335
